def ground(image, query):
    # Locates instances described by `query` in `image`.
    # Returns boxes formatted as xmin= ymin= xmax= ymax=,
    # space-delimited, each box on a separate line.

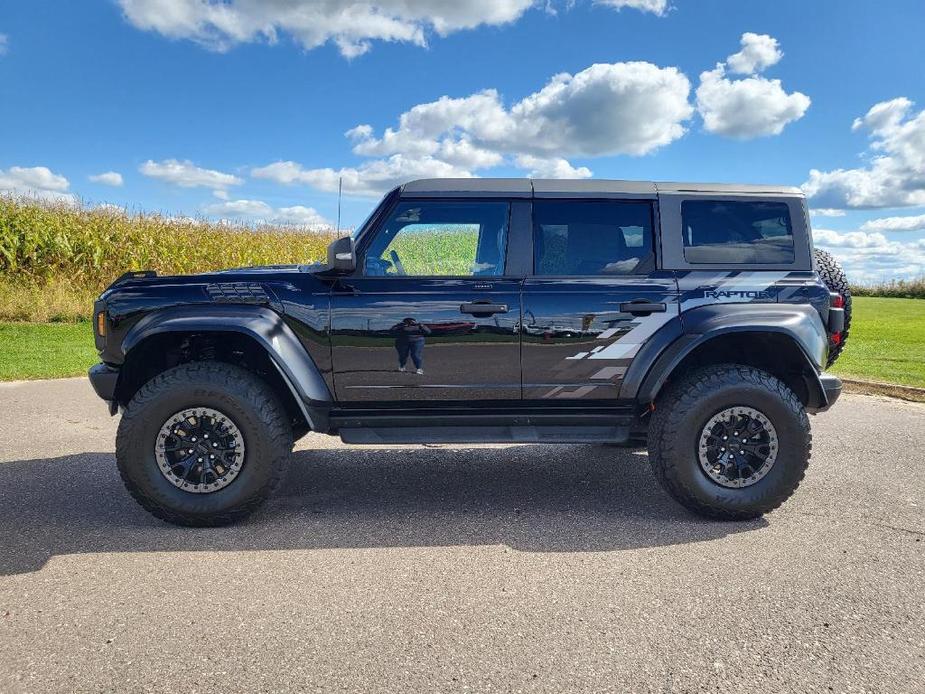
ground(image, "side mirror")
xmin=326 ymin=235 xmax=356 ymax=273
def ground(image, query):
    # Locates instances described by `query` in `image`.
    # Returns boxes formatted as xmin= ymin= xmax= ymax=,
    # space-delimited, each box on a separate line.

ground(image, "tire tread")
xmin=647 ymin=364 xmax=812 ymax=520
xmin=115 ymin=362 xmax=292 ymax=526
xmin=813 ymin=247 xmax=852 ymax=368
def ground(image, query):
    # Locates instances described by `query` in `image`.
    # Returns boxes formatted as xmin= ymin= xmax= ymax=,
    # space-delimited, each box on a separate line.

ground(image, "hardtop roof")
xmin=399 ymin=178 xmax=803 ymax=197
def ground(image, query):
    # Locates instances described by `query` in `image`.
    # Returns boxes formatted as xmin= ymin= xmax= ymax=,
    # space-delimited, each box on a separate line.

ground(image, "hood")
xmin=213 ymin=263 xmax=322 ymax=274
xmin=105 ymin=262 xmax=328 ymax=291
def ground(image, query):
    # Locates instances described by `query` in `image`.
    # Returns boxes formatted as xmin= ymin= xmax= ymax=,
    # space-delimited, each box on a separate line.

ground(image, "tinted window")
xmin=682 ymin=200 xmax=794 ymax=264
xmin=364 ymin=201 xmax=509 ymax=276
xmin=533 ymin=201 xmax=655 ymax=276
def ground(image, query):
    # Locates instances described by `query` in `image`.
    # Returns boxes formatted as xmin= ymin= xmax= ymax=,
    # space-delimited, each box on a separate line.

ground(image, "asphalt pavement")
xmin=0 ymin=377 xmax=922 ymax=693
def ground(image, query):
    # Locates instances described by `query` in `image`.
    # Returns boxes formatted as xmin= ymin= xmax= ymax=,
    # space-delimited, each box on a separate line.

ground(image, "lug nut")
xmin=191 ymin=437 xmax=197 ymax=442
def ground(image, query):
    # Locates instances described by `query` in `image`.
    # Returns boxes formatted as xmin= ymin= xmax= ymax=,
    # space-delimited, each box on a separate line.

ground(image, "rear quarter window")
xmin=682 ymin=200 xmax=795 ymax=264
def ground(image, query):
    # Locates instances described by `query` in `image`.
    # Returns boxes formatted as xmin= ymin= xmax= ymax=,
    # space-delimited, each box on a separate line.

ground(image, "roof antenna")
xmin=336 ymin=176 xmax=343 ymax=235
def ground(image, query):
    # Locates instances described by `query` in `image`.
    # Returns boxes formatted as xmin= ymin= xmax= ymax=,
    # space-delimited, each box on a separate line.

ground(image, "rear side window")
xmin=682 ymin=200 xmax=795 ymax=264
xmin=533 ymin=201 xmax=655 ymax=275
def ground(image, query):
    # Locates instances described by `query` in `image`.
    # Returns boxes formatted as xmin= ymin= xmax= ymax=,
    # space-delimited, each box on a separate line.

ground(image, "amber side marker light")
xmin=96 ymin=311 xmax=107 ymax=337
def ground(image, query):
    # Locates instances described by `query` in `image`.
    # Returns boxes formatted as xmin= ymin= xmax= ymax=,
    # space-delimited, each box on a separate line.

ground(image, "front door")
xmin=330 ymin=199 xmax=522 ymax=403
xmin=521 ymin=199 xmax=679 ymax=400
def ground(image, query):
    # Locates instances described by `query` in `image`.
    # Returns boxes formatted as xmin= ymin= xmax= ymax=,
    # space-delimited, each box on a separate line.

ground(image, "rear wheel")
xmin=116 ymin=362 xmax=293 ymax=526
xmin=813 ymin=248 xmax=852 ymax=367
xmin=647 ymin=364 xmax=811 ymax=520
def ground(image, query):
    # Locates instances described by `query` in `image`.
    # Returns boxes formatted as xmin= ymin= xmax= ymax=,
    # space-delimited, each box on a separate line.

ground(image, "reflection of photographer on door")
xmin=392 ymin=317 xmax=431 ymax=374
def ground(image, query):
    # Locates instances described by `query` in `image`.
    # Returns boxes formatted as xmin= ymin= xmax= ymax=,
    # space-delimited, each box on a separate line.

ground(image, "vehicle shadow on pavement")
xmin=0 ymin=444 xmax=766 ymax=575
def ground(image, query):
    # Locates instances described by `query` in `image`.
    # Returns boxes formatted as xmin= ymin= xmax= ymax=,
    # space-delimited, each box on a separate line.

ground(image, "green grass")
xmin=0 ymin=322 xmax=97 ymax=380
xmin=830 ymin=297 xmax=925 ymax=387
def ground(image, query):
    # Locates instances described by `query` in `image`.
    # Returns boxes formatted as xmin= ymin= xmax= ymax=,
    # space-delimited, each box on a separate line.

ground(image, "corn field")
xmin=0 ymin=197 xmax=338 ymax=321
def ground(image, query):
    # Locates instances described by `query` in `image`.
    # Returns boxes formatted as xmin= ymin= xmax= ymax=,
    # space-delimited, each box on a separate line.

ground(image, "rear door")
xmin=521 ymin=198 xmax=679 ymax=400
xmin=330 ymin=198 xmax=525 ymax=403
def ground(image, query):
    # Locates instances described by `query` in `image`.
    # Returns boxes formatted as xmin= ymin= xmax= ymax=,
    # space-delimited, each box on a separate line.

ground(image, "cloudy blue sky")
xmin=1 ymin=0 xmax=924 ymax=282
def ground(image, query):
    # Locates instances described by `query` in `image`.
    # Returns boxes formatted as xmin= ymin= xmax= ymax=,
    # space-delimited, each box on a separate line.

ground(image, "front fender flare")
xmin=121 ymin=305 xmax=332 ymax=429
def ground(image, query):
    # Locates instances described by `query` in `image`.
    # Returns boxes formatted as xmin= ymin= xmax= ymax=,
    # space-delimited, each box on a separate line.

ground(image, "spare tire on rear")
xmin=813 ymin=248 xmax=852 ymax=367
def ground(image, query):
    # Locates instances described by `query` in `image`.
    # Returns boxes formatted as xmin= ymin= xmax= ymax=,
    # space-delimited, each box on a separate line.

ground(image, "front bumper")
xmin=88 ymin=363 xmax=120 ymax=415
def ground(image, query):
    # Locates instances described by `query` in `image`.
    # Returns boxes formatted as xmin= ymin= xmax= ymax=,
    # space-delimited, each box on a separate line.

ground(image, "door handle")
xmin=620 ymin=300 xmax=666 ymax=315
xmin=460 ymin=301 xmax=509 ymax=316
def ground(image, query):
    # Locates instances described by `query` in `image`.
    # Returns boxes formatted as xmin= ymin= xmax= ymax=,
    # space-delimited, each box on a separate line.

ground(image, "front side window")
xmin=682 ymin=200 xmax=795 ymax=264
xmin=533 ymin=201 xmax=655 ymax=276
xmin=363 ymin=201 xmax=509 ymax=276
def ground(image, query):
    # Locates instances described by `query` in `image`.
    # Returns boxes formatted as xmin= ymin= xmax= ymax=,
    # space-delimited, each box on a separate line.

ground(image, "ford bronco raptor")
xmin=89 ymin=179 xmax=849 ymax=526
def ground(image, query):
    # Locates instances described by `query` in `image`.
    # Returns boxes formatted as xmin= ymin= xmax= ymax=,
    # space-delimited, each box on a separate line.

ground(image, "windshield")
xmin=351 ymin=207 xmax=376 ymax=239
xmin=351 ymin=187 xmax=400 ymax=240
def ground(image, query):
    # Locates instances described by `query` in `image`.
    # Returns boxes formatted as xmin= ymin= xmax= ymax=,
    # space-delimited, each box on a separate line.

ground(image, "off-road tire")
xmin=813 ymin=248 xmax=852 ymax=367
xmin=116 ymin=362 xmax=293 ymax=526
xmin=647 ymin=364 xmax=811 ymax=520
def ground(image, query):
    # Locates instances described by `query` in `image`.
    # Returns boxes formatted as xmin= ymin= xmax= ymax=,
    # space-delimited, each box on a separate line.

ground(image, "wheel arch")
xmin=627 ymin=305 xmax=832 ymax=412
xmin=116 ymin=305 xmax=331 ymax=433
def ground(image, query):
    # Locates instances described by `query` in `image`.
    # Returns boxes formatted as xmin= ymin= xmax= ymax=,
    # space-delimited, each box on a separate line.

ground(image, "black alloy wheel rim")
xmin=697 ymin=406 xmax=779 ymax=488
xmin=154 ymin=407 xmax=245 ymax=494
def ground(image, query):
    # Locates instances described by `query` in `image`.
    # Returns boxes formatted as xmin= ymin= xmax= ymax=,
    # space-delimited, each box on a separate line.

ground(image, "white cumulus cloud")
xmin=594 ymin=0 xmax=670 ymax=15
xmin=116 ymin=1 xmax=673 ymax=57
xmin=203 ymin=197 xmax=331 ymax=228
xmin=813 ymin=227 xmax=925 ymax=283
xmin=203 ymin=198 xmax=273 ymax=218
xmin=117 ymin=0 xmax=535 ymax=57
xmin=254 ymin=60 xmax=692 ymax=195
xmin=140 ymin=159 xmax=243 ymax=189
xmin=95 ymin=202 xmax=128 ymax=214
xmin=726 ymin=32 xmax=782 ymax=75
xmin=859 ymin=213 xmax=925 ymax=233
xmin=809 ymin=208 xmax=846 ymax=217
xmin=695 ymin=33 xmax=809 ymax=139
xmin=515 ymin=155 xmax=592 ymax=179
xmin=0 ymin=166 xmax=76 ymax=204
xmin=253 ymin=156 xmax=473 ymax=198
xmin=274 ymin=205 xmax=330 ymax=227
xmin=89 ymin=171 xmax=124 ymax=187
xmin=803 ymin=97 xmax=925 ymax=209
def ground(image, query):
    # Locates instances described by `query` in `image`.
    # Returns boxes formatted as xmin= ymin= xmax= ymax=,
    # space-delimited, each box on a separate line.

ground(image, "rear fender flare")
xmin=628 ymin=304 xmax=831 ymax=410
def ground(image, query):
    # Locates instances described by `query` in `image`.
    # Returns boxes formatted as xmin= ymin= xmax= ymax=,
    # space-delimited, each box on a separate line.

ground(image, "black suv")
xmin=89 ymin=179 xmax=850 ymax=526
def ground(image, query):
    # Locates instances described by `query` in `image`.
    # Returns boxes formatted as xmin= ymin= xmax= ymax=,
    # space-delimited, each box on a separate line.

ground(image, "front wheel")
xmin=647 ymin=364 xmax=811 ymax=520
xmin=116 ymin=362 xmax=293 ymax=526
